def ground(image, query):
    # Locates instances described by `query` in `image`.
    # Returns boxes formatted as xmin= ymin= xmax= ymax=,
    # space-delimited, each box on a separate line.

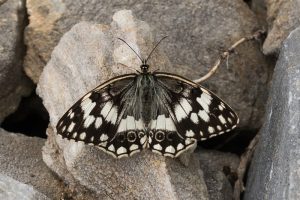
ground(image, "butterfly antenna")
xmin=145 ymin=36 xmax=168 ymax=63
xmin=117 ymin=38 xmax=143 ymax=63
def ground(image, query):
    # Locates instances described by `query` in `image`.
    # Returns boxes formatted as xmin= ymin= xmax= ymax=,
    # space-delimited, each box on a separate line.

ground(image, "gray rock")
xmin=37 ymin=11 xmax=209 ymax=199
xmin=0 ymin=173 xmax=49 ymax=200
xmin=0 ymin=0 xmax=32 ymax=123
xmin=26 ymin=0 xmax=270 ymax=129
xmin=263 ymin=0 xmax=300 ymax=55
xmin=244 ymin=27 xmax=300 ymax=200
xmin=0 ymin=128 xmax=64 ymax=199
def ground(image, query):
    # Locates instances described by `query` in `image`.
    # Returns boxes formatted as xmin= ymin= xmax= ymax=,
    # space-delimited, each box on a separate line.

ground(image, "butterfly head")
xmin=141 ymin=59 xmax=149 ymax=73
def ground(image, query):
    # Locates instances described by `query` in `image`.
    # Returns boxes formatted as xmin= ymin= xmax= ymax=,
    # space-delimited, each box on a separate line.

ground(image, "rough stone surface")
xmin=0 ymin=0 xmax=32 ymax=123
xmin=244 ymin=27 xmax=300 ymax=200
xmin=27 ymin=0 xmax=270 ymax=129
xmin=0 ymin=128 xmax=64 ymax=199
xmin=198 ymin=150 xmax=240 ymax=200
xmin=263 ymin=0 xmax=300 ymax=55
xmin=38 ymin=11 xmax=209 ymax=199
xmin=0 ymin=173 xmax=49 ymax=200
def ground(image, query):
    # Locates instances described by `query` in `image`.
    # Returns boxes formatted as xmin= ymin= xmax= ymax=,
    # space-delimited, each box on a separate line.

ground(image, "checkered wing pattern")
xmin=56 ymin=72 xmax=239 ymax=158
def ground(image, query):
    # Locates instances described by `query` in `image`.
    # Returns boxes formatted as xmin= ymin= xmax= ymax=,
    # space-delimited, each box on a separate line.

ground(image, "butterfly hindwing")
xmin=56 ymin=74 xmax=147 ymax=158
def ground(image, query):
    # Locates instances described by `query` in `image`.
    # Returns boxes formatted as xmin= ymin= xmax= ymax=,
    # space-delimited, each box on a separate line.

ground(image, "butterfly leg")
xmin=193 ymin=30 xmax=266 ymax=84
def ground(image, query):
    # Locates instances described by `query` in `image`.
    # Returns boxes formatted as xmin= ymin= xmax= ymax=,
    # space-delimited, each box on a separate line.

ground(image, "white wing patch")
xmin=100 ymin=101 xmax=113 ymax=117
xmin=174 ymin=104 xmax=186 ymax=122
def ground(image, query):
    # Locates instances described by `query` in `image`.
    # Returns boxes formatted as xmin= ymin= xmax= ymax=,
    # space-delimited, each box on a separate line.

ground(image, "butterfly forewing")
xmin=56 ymin=74 xmax=147 ymax=158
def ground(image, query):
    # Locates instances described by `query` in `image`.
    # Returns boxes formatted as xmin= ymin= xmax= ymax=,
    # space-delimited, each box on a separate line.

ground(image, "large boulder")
xmin=244 ymin=27 xmax=300 ymax=200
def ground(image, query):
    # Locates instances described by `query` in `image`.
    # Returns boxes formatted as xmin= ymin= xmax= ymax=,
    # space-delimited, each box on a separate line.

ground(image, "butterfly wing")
xmin=57 ymin=71 xmax=239 ymax=158
xmin=56 ymin=74 xmax=147 ymax=158
xmin=148 ymin=72 xmax=239 ymax=157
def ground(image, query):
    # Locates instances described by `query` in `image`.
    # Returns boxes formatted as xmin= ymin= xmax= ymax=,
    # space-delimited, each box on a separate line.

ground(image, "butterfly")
xmin=56 ymin=37 xmax=239 ymax=158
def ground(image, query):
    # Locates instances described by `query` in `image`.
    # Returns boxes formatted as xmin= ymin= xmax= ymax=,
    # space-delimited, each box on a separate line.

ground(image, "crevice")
xmin=1 ymin=90 xmax=49 ymax=138
xmin=1 ymin=0 xmax=49 ymax=138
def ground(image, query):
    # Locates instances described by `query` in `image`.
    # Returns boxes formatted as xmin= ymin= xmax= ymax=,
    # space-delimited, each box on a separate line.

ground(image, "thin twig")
xmin=233 ymin=133 xmax=260 ymax=200
xmin=193 ymin=30 xmax=266 ymax=84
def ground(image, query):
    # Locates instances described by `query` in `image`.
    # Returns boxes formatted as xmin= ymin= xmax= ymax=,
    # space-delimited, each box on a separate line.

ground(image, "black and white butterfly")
xmin=56 ymin=37 xmax=239 ymax=158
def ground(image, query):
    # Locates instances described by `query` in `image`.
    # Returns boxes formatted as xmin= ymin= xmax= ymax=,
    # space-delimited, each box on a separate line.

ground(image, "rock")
xmin=27 ymin=0 xmax=270 ymax=129
xmin=263 ymin=0 xmax=300 ymax=55
xmin=244 ymin=27 xmax=300 ymax=200
xmin=198 ymin=150 xmax=240 ymax=200
xmin=0 ymin=174 xmax=49 ymax=200
xmin=37 ymin=11 xmax=209 ymax=199
xmin=0 ymin=0 xmax=32 ymax=123
xmin=0 ymin=128 xmax=64 ymax=199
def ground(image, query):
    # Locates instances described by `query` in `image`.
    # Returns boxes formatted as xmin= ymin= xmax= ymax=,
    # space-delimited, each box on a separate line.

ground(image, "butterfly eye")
xmin=117 ymin=132 xmax=126 ymax=142
xmin=155 ymin=131 xmax=165 ymax=142
xmin=127 ymin=131 xmax=137 ymax=142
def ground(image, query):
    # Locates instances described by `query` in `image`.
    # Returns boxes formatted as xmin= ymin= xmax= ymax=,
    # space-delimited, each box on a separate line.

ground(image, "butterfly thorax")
xmin=133 ymin=74 xmax=158 ymax=126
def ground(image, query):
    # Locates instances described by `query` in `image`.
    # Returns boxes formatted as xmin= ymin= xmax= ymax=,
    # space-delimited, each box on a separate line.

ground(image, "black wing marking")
xmin=148 ymin=72 xmax=239 ymax=157
xmin=56 ymin=74 xmax=147 ymax=158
